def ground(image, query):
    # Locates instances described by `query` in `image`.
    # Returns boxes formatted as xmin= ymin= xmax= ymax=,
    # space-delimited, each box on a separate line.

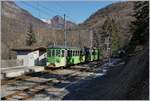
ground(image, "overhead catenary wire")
xmin=21 ymin=1 xmax=77 ymax=26
xmin=21 ymin=1 xmax=55 ymax=18
xmin=38 ymin=2 xmax=64 ymax=16
xmin=54 ymin=2 xmax=76 ymax=23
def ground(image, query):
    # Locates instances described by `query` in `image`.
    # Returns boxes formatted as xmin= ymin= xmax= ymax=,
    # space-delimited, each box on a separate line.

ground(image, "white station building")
xmin=12 ymin=47 xmax=47 ymax=66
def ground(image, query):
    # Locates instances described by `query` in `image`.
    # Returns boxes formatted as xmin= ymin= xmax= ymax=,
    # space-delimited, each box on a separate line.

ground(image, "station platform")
xmin=1 ymin=66 xmax=45 ymax=79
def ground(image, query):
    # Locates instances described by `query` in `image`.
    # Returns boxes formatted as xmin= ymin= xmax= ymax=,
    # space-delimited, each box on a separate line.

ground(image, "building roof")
xmin=12 ymin=46 xmax=46 ymax=52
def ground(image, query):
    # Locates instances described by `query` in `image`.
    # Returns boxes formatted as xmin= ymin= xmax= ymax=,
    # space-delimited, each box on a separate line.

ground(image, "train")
xmin=46 ymin=46 xmax=102 ymax=68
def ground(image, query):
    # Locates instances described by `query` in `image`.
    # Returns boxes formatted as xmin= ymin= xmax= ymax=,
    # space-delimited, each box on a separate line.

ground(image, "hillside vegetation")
xmin=80 ymin=1 xmax=135 ymax=57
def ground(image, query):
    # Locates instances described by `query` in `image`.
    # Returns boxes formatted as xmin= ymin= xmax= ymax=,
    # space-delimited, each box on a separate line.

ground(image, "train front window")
xmin=48 ymin=49 xmax=51 ymax=57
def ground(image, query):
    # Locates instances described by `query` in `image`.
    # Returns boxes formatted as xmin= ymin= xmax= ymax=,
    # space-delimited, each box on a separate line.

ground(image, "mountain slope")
xmin=80 ymin=1 xmax=135 ymax=56
xmin=1 ymin=1 xmax=84 ymax=59
xmin=51 ymin=15 xmax=76 ymax=28
xmin=2 ymin=1 xmax=57 ymax=59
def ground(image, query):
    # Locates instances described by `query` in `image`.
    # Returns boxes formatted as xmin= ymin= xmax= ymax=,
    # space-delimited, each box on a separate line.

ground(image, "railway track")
xmin=1 ymin=61 xmax=103 ymax=100
xmin=1 ymin=70 xmax=52 ymax=85
xmin=1 ymin=75 xmax=31 ymax=85
xmin=68 ymin=62 xmax=101 ymax=72
xmin=1 ymin=70 xmax=82 ymax=100
xmin=2 ymin=61 xmax=101 ymax=85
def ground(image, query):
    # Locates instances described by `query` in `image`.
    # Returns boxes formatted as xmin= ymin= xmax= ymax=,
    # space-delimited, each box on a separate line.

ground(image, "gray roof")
xmin=47 ymin=45 xmax=82 ymax=49
xmin=12 ymin=46 xmax=46 ymax=51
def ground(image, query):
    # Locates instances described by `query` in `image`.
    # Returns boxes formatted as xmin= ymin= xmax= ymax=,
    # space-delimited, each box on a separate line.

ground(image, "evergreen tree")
xmin=26 ymin=23 xmax=36 ymax=46
xmin=130 ymin=1 xmax=149 ymax=46
xmin=102 ymin=16 xmax=120 ymax=55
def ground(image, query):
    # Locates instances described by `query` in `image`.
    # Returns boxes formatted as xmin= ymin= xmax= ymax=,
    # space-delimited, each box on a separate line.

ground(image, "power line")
xmin=39 ymin=3 xmax=64 ymax=16
xmin=21 ymin=1 xmax=76 ymax=23
xmin=54 ymin=2 xmax=76 ymax=23
xmin=21 ymin=1 xmax=54 ymax=18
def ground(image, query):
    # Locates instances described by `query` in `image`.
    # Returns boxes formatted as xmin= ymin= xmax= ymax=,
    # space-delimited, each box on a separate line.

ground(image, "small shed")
xmin=12 ymin=47 xmax=47 ymax=66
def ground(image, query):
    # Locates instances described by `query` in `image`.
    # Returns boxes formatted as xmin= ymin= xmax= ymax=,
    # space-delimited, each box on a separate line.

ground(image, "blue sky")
xmin=15 ymin=1 xmax=121 ymax=24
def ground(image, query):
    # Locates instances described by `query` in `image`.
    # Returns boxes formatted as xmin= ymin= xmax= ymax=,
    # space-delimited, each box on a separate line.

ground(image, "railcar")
xmin=46 ymin=46 xmax=101 ymax=68
xmin=93 ymin=48 xmax=100 ymax=61
xmin=46 ymin=47 xmax=67 ymax=68
xmin=67 ymin=48 xmax=82 ymax=65
xmin=85 ymin=48 xmax=94 ymax=62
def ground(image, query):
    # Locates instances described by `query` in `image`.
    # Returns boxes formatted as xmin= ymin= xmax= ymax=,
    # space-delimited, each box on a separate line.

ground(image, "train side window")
xmin=72 ymin=50 xmax=74 ymax=56
xmin=51 ymin=49 xmax=53 ymax=56
xmin=69 ymin=50 xmax=72 ymax=56
xmin=72 ymin=50 xmax=73 ymax=56
xmin=62 ymin=50 xmax=64 ymax=57
xmin=68 ymin=50 xmax=70 ymax=56
xmin=56 ymin=50 xmax=58 ymax=56
xmin=58 ymin=50 xmax=60 ymax=57
xmin=52 ymin=49 xmax=55 ymax=56
xmin=76 ymin=50 xmax=78 ymax=56
xmin=69 ymin=50 xmax=71 ymax=56
xmin=68 ymin=50 xmax=71 ymax=56
xmin=68 ymin=50 xmax=69 ymax=56
xmin=57 ymin=50 xmax=60 ymax=57
xmin=76 ymin=50 xmax=77 ymax=56
xmin=50 ymin=50 xmax=52 ymax=56
xmin=48 ymin=49 xmax=51 ymax=57
xmin=55 ymin=49 xmax=56 ymax=56
xmin=61 ymin=50 xmax=62 ymax=57
xmin=59 ymin=50 xmax=61 ymax=57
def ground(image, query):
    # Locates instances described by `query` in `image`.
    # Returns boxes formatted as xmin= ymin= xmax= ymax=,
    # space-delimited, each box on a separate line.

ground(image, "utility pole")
xmin=90 ymin=29 xmax=93 ymax=49
xmin=64 ymin=14 xmax=67 ymax=48
xmin=78 ymin=30 xmax=81 ymax=48
xmin=37 ymin=1 xmax=40 ymax=42
xmin=107 ymin=31 xmax=111 ymax=64
xmin=53 ymin=28 xmax=56 ymax=47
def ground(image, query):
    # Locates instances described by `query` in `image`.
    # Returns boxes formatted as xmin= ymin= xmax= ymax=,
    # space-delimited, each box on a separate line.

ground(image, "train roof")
xmin=47 ymin=45 xmax=82 ymax=49
xmin=47 ymin=45 xmax=99 ymax=50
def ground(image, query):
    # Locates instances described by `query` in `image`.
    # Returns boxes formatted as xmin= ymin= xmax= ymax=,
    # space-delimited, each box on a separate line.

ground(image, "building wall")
xmin=17 ymin=52 xmax=28 ymax=66
xmin=16 ymin=50 xmax=39 ymax=66
xmin=27 ymin=50 xmax=39 ymax=66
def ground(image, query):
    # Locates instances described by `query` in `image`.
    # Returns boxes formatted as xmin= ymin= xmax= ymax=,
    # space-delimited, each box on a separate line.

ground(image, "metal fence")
xmin=1 ymin=59 xmax=23 ymax=68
